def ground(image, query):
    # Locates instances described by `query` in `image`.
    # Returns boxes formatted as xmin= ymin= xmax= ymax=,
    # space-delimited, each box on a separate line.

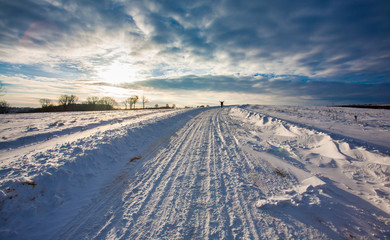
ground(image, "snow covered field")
xmin=0 ymin=106 xmax=389 ymax=239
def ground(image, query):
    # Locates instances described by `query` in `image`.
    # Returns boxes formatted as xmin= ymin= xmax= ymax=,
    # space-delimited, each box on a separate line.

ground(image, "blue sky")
xmin=0 ymin=0 xmax=389 ymax=107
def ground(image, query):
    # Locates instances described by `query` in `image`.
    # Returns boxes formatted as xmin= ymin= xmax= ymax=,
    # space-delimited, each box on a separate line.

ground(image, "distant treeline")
xmin=337 ymin=104 xmax=390 ymax=110
xmin=0 ymin=93 xmax=181 ymax=114
xmin=31 ymin=103 xmax=117 ymax=112
xmin=14 ymin=94 xmax=176 ymax=113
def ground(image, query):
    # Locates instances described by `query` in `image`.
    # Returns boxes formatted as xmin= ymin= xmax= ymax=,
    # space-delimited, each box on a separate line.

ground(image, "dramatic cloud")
xmin=0 ymin=0 xmax=389 ymax=107
xmin=124 ymin=74 xmax=390 ymax=105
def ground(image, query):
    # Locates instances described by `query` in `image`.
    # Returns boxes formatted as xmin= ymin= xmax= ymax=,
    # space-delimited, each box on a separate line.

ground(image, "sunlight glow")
xmin=98 ymin=61 xmax=137 ymax=84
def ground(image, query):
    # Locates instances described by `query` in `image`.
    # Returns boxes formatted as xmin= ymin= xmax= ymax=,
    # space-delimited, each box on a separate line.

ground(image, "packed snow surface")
xmin=0 ymin=106 xmax=389 ymax=239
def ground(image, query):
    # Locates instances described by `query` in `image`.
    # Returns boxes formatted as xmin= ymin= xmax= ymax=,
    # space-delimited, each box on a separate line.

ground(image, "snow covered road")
xmin=59 ymin=108 xmax=389 ymax=239
xmin=58 ymin=108 xmax=270 ymax=239
xmin=1 ymin=106 xmax=390 ymax=239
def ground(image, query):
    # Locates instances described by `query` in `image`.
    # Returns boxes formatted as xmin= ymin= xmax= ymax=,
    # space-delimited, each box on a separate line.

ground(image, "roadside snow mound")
xmin=256 ymin=176 xmax=325 ymax=208
xmin=230 ymin=107 xmax=390 ymax=214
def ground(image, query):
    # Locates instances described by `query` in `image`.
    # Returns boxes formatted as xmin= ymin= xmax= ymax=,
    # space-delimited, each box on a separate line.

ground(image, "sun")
xmin=98 ymin=61 xmax=137 ymax=85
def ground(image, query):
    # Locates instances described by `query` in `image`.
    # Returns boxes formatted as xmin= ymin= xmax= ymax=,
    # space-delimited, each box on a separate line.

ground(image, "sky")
xmin=0 ymin=0 xmax=389 ymax=108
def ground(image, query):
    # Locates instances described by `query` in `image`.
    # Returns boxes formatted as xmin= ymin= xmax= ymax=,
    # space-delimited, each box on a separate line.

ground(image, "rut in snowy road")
xmin=57 ymin=108 xmax=390 ymax=239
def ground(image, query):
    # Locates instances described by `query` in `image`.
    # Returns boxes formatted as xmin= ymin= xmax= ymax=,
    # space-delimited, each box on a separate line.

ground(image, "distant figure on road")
xmin=220 ymin=101 xmax=224 ymax=108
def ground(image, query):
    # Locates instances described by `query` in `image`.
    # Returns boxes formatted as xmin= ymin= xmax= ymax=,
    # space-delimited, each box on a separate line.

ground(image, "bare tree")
xmin=58 ymin=95 xmax=67 ymax=106
xmin=86 ymin=96 xmax=99 ymax=104
xmin=172 ymin=104 xmax=176 ymax=109
xmin=59 ymin=95 xmax=78 ymax=106
xmin=155 ymin=104 xmax=159 ymax=108
xmin=68 ymin=95 xmax=78 ymax=105
xmin=99 ymin=97 xmax=117 ymax=107
xmin=123 ymin=100 xmax=128 ymax=109
xmin=39 ymin=98 xmax=52 ymax=108
xmin=142 ymin=95 xmax=149 ymax=109
xmin=124 ymin=97 xmax=132 ymax=109
xmin=0 ymin=83 xmax=9 ymax=113
xmin=0 ymin=100 xmax=10 ymax=114
xmin=129 ymin=95 xmax=139 ymax=109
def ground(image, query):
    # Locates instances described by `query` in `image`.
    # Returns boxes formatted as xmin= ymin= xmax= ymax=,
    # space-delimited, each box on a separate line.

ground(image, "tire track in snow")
xmin=56 ymin=111 xmax=208 ymax=239
xmin=126 ymin=110 xmax=233 ymax=239
xmin=123 ymin=115 xmax=207 ymax=238
xmin=57 ymin=108 xmax=329 ymax=239
xmin=54 ymin=112 xmax=202 ymax=239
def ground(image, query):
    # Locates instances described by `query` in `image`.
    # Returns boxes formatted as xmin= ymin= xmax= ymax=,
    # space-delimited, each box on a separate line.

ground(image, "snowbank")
xmin=230 ymin=106 xmax=390 ymax=214
xmin=230 ymin=106 xmax=390 ymax=238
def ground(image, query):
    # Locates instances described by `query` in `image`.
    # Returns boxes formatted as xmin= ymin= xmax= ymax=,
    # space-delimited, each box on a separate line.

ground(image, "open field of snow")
xmin=0 ymin=106 xmax=389 ymax=239
xmin=243 ymin=105 xmax=390 ymax=150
